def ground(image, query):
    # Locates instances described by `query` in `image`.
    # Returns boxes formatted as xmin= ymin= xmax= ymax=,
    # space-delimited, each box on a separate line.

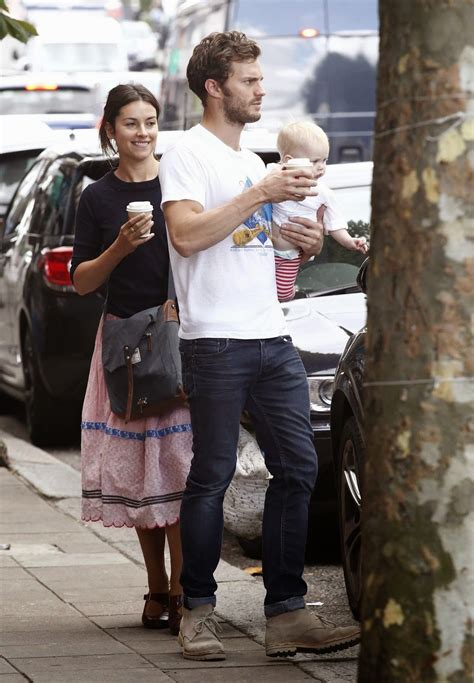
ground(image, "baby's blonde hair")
xmin=277 ymin=121 xmax=329 ymax=159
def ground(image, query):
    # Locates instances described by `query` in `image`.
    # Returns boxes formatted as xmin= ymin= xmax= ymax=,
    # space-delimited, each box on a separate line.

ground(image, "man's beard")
xmin=222 ymin=92 xmax=261 ymax=125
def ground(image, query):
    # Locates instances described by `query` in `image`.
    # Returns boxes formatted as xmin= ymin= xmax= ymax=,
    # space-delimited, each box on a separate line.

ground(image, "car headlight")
xmin=308 ymin=376 xmax=334 ymax=413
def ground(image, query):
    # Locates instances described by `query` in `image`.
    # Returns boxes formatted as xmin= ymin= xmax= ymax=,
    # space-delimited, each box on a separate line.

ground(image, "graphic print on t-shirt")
xmin=232 ymin=177 xmax=272 ymax=248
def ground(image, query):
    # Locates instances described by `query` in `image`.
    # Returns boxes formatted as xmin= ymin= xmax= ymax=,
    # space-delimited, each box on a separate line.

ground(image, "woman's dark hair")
xmin=187 ymin=31 xmax=260 ymax=107
xmin=98 ymin=83 xmax=161 ymax=156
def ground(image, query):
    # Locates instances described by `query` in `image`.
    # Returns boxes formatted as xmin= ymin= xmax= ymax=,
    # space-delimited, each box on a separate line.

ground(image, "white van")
xmin=18 ymin=16 xmax=129 ymax=72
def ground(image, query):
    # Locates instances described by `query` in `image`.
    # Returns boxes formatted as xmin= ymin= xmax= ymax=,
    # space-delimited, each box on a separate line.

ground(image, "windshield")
xmin=232 ymin=0 xmax=378 ymax=35
xmin=295 ymin=183 xmax=371 ymax=297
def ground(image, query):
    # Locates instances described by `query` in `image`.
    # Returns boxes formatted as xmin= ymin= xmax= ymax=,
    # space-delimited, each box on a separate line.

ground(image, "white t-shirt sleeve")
xmin=159 ymin=145 xmax=206 ymax=209
xmin=319 ymin=185 xmax=348 ymax=234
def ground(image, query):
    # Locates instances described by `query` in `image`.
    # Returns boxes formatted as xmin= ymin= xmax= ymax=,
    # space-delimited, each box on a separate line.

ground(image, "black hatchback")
xmin=0 ymin=135 xmax=108 ymax=446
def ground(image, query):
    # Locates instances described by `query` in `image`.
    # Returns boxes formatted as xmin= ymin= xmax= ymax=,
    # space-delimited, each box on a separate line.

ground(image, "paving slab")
xmin=147 ymin=650 xmax=289 ymax=669
xmin=29 ymin=563 xmax=146 ymax=586
xmin=10 ymin=552 xmax=131 ymax=568
xmin=164 ymin=666 xmax=314 ymax=682
xmin=9 ymin=653 xmax=154 ymax=676
xmin=0 ymin=615 xmax=90 ymax=633
xmin=29 ymin=669 xmax=174 ymax=683
xmin=0 ymin=659 xmax=18 ymax=675
xmin=2 ymin=635 xmax=132 ymax=660
xmin=1 ymin=532 xmax=111 ymax=554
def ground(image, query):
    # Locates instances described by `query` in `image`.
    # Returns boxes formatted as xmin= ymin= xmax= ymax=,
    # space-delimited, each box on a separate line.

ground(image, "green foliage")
xmin=0 ymin=0 xmax=37 ymax=43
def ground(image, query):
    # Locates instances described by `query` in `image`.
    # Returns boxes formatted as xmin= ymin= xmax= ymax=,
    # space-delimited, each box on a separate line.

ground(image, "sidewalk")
xmin=0 ymin=431 xmax=358 ymax=682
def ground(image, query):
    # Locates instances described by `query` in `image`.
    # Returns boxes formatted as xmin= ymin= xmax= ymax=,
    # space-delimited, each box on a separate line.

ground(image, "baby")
xmin=270 ymin=121 xmax=368 ymax=301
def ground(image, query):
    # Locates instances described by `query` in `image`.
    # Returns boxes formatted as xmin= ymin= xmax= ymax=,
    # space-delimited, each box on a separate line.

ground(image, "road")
xmin=0 ymin=399 xmax=357 ymax=663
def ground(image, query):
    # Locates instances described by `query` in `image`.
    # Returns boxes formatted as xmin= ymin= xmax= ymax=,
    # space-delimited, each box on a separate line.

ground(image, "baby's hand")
xmin=353 ymin=237 xmax=368 ymax=254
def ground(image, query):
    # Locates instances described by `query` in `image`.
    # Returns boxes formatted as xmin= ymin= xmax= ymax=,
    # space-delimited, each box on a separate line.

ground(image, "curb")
xmin=0 ymin=430 xmax=81 ymax=499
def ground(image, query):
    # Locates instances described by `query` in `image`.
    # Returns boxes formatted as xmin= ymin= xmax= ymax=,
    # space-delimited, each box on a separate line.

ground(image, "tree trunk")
xmin=359 ymin=1 xmax=473 ymax=682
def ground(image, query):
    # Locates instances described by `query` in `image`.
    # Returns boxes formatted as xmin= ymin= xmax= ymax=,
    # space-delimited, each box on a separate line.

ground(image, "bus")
xmin=159 ymin=0 xmax=379 ymax=163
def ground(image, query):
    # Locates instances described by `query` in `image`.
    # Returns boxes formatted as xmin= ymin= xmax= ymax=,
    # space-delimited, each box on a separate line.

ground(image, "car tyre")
xmin=22 ymin=328 xmax=80 ymax=447
xmin=337 ymin=415 xmax=364 ymax=620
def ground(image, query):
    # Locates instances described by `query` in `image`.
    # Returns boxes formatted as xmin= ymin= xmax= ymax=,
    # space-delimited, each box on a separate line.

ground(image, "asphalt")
xmin=0 ymin=430 xmax=358 ymax=682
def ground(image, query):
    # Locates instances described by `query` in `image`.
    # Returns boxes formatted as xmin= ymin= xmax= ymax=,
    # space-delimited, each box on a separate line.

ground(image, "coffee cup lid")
xmin=126 ymin=201 xmax=153 ymax=212
xmin=284 ymin=158 xmax=312 ymax=167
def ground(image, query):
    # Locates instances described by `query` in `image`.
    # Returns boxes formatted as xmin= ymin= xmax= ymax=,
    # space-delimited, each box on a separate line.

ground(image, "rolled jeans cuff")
xmin=264 ymin=595 xmax=305 ymax=618
xmin=184 ymin=595 xmax=216 ymax=610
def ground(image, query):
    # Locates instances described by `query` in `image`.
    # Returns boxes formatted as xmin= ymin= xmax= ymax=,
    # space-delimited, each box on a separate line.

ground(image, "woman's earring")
xmin=109 ymin=138 xmax=117 ymax=153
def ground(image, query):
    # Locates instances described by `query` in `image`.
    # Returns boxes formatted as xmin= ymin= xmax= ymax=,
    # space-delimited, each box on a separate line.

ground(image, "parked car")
xmin=330 ymin=258 xmax=369 ymax=617
xmin=0 ymin=75 xmax=102 ymax=130
xmin=0 ymin=115 xmax=68 ymax=220
xmin=0 ymin=131 xmax=369 ymax=561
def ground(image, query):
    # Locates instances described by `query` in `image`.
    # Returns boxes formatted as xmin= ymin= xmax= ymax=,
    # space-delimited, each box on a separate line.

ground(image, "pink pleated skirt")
xmin=81 ymin=316 xmax=193 ymax=529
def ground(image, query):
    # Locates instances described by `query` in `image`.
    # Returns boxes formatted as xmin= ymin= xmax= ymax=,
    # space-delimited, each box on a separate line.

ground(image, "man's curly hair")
xmin=186 ymin=31 xmax=261 ymax=106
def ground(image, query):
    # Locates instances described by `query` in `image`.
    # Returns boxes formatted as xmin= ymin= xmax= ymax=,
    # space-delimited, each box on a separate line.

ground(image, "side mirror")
xmin=356 ymin=257 xmax=369 ymax=294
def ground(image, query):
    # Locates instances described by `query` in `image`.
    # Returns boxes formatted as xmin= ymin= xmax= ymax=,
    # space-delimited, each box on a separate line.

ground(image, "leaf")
xmin=1 ymin=13 xmax=37 ymax=42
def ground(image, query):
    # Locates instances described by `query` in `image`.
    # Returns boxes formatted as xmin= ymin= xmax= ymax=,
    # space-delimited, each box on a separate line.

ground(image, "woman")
xmin=71 ymin=84 xmax=191 ymax=635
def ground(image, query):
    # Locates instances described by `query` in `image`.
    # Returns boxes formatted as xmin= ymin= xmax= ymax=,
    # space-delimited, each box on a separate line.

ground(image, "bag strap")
xmin=167 ymin=265 xmax=176 ymax=301
xmin=124 ymin=345 xmax=134 ymax=423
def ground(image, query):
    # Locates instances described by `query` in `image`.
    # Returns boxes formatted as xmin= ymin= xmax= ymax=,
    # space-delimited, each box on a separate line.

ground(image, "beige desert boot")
xmin=178 ymin=604 xmax=226 ymax=660
xmin=266 ymin=607 xmax=360 ymax=657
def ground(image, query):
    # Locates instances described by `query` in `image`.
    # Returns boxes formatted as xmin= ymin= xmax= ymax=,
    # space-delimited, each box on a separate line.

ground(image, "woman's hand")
xmin=279 ymin=204 xmax=326 ymax=259
xmin=114 ymin=213 xmax=155 ymax=257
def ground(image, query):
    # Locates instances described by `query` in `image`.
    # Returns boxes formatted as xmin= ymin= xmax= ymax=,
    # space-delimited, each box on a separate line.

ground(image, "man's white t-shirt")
xmin=268 ymin=164 xmax=347 ymax=234
xmin=159 ymin=125 xmax=287 ymax=340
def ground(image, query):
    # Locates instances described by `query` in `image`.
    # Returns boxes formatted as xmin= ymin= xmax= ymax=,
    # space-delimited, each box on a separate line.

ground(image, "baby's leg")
xmin=274 ymin=252 xmax=303 ymax=302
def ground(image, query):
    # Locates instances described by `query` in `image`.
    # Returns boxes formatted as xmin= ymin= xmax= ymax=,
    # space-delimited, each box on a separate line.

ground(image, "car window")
xmin=295 ymin=183 xmax=371 ymax=296
xmin=3 ymin=160 xmax=46 ymax=239
xmin=0 ymin=149 xmax=43 ymax=213
xmin=0 ymin=87 xmax=97 ymax=115
xmin=233 ymin=0 xmax=325 ymax=36
xmin=29 ymin=159 xmax=76 ymax=237
xmin=327 ymin=0 xmax=378 ymax=32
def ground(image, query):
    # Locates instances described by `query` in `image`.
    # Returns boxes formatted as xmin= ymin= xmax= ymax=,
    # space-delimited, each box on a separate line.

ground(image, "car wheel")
xmin=22 ymin=329 xmax=80 ymax=447
xmin=337 ymin=415 xmax=364 ymax=620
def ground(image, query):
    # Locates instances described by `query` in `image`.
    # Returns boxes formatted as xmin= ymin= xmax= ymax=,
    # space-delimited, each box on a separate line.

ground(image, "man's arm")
xmin=162 ymin=167 xmax=316 ymax=258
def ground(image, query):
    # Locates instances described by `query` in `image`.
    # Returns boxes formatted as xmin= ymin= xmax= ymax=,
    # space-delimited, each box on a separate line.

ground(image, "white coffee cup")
xmin=126 ymin=201 xmax=153 ymax=235
xmin=283 ymin=158 xmax=313 ymax=174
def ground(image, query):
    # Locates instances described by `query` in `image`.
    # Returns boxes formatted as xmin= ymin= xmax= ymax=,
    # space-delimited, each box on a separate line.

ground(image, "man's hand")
xmin=279 ymin=205 xmax=326 ymax=260
xmin=259 ymin=166 xmax=317 ymax=204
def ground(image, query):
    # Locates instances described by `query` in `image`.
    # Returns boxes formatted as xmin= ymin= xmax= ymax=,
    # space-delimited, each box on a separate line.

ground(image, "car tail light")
xmin=25 ymin=83 xmax=59 ymax=91
xmin=40 ymin=247 xmax=74 ymax=288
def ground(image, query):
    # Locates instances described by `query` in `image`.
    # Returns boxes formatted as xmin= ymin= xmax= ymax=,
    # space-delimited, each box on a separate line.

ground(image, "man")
xmin=159 ymin=31 xmax=360 ymax=661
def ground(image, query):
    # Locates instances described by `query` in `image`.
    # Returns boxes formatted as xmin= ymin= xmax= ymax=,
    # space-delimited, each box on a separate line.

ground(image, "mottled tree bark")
xmin=359 ymin=1 xmax=473 ymax=682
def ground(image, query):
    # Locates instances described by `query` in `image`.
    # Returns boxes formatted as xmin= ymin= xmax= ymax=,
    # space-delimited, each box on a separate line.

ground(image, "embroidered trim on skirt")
xmin=81 ymin=315 xmax=193 ymax=529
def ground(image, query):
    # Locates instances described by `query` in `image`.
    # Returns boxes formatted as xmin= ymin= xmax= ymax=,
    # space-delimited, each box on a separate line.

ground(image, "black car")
xmin=330 ymin=259 xmax=368 ymax=617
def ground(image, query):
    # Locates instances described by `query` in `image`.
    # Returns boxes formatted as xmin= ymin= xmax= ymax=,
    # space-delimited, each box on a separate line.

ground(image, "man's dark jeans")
xmin=179 ymin=336 xmax=318 ymax=618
